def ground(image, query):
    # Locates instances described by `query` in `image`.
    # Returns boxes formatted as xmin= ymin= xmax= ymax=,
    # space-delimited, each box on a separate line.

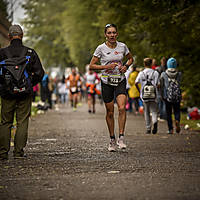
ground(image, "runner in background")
xmin=89 ymin=24 xmax=133 ymax=152
xmin=85 ymin=68 xmax=100 ymax=113
xmin=77 ymin=73 xmax=84 ymax=107
xmin=65 ymin=67 xmax=82 ymax=111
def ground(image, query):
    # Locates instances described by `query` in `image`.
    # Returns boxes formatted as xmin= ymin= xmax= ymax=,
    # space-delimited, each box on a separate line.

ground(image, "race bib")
xmin=71 ymin=87 xmax=77 ymax=92
xmin=107 ymin=75 xmax=121 ymax=86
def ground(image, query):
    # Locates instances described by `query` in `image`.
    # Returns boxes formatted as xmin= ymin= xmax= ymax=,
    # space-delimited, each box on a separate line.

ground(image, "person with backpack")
xmin=135 ymin=58 xmax=160 ymax=134
xmin=160 ymin=57 xmax=182 ymax=134
xmin=155 ymin=57 xmax=167 ymax=121
xmin=0 ymin=24 xmax=44 ymax=160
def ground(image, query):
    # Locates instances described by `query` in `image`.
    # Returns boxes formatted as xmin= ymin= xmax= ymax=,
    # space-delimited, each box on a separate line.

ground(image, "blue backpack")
xmin=0 ymin=48 xmax=32 ymax=96
xmin=41 ymin=74 xmax=49 ymax=87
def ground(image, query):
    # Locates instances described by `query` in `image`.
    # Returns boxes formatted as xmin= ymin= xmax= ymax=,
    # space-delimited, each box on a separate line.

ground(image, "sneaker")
xmin=73 ymin=107 xmax=77 ymax=112
xmin=108 ymin=139 xmax=117 ymax=152
xmin=168 ymin=130 xmax=173 ymax=134
xmin=175 ymin=121 xmax=181 ymax=133
xmin=117 ymin=136 xmax=127 ymax=149
xmin=77 ymin=103 xmax=82 ymax=107
xmin=152 ymin=122 xmax=158 ymax=134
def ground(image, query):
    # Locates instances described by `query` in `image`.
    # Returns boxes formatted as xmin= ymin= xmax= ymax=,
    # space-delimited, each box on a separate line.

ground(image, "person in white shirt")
xmin=89 ymin=24 xmax=133 ymax=152
xmin=135 ymin=58 xmax=160 ymax=134
xmin=85 ymin=69 xmax=100 ymax=113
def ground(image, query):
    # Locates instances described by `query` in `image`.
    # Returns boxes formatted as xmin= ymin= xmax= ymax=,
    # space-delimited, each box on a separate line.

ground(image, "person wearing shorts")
xmin=89 ymin=24 xmax=133 ymax=152
xmin=85 ymin=69 xmax=100 ymax=113
xmin=65 ymin=67 xmax=82 ymax=111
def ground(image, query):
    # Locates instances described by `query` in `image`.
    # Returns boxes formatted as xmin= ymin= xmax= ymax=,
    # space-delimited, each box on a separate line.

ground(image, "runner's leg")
xmin=92 ymin=94 xmax=96 ymax=113
xmin=74 ymin=93 xmax=78 ymax=108
xmin=116 ymin=94 xmax=127 ymax=134
xmin=87 ymin=94 xmax=92 ymax=111
xmin=105 ymin=101 xmax=115 ymax=137
xmin=70 ymin=92 xmax=73 ymax=107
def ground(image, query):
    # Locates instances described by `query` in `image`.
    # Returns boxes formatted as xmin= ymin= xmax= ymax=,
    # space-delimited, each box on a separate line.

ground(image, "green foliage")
xmin=0 ymin=0 xmax=8 ymax=18
xmin=22 ymin=0 xmax=72 ymax=69
xmin=22 ymin=0 xmax=200 ymax=106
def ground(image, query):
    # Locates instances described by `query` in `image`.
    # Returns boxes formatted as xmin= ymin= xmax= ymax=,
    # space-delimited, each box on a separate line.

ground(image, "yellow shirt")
xmin=128 ymin=71 xmax=140 ymax=98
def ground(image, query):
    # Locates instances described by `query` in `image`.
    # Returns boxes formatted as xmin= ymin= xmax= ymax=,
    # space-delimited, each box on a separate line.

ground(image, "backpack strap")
xmin=150 ymin=71 xmax=155 ymax=80
xmin=142 ymin=71 xmax=148 ymax=81
xmin=142 ymin=70 xmax=154 ymax=81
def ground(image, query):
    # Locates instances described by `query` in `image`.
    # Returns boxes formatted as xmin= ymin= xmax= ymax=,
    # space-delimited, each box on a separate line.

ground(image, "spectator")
xmin=160 ymin=57 xmax=182 ymax=134
xmin=128 ymin=66 xmax=140 ymax=114
xmin=135 ymin=58 xmax=160 ymax=134
xmin=0 ymin=24 xmax=44 ymax=160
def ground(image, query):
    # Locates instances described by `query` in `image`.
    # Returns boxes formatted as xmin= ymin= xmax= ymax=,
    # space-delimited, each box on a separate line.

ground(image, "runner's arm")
xmin=119 ymin=52 xmax=134 ymax=73
xmin=89 ymin=56 xmax=117 ymax=70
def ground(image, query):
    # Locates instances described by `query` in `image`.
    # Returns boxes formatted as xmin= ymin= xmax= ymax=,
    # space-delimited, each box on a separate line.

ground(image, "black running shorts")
xmin=101 ymin=78 xmax=127 ymax=103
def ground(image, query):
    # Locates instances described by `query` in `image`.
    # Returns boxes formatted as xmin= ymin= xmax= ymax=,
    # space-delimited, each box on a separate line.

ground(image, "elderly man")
xmin=0 ymin=24 xmax=44 ymax=160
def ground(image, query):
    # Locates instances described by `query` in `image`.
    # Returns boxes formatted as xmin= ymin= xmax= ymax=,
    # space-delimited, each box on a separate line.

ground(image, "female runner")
xmin=89 ymin=24 xmax=133 ymax=151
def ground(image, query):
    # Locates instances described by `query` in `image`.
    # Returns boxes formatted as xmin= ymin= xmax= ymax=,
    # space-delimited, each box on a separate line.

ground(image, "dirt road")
xmin=1 ymin=103 xmax=200 ymax=200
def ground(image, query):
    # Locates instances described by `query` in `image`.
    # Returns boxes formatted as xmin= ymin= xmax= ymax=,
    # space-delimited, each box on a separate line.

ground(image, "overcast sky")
xmin=9 ymin=0 xmax=25 ymax=25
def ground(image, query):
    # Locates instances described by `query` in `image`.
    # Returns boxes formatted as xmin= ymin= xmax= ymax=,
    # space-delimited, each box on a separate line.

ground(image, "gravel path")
xmin=0 ymin=102 xmax=200 ymax=200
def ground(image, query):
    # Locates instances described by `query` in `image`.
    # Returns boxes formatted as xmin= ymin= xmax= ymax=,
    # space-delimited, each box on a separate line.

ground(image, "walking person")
xmin=0 ymin=24 xmax=44 ymax=160
xmin=135 ymin=58 xmax=160 ymax=134
xmin=58 ymin=75 xmax=68 ymax=104
xmin=128 ymin=66 xmax=140 ymax=115
xmin=40 ymin=72 xmax=52 ymax=109
xmin=89 ymin=24 xmax=133 ymax=151
xmin=156 ymin=56 xmax=167 ymax=121
xmin=160 ymin=58 xmax=182 ymax=134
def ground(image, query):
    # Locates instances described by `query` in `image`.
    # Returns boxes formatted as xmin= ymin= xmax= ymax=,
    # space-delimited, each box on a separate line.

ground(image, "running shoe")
xmin=117 ymin=136 xmax=127 ymax=149
xmin=108 ymin=139 xmax=117 ymax=152
xmin=168 ymin=129 xmax=173 ymax=134
xmin=77 ymin=103 xmax=82 ymax=107
xmin=73 ymin=107 xmax=77 ymax=112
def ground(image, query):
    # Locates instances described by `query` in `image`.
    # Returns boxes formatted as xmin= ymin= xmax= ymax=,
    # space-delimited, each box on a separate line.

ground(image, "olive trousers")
xmin=0 ymin=95 xmax=32 ymax=157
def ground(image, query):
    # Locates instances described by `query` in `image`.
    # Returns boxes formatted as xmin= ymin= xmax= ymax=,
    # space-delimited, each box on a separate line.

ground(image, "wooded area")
xmin=1 ymin=0 xmax=200 ymax=106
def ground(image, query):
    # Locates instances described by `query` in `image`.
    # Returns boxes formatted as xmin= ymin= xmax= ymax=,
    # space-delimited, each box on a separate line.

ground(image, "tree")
xmin=22 ymin=0 xmax=72 ymax=69
xmin=0 ymin=0 xmax=9 ymax=18
xmin=22 ymin=0 xmax=200 ymax=105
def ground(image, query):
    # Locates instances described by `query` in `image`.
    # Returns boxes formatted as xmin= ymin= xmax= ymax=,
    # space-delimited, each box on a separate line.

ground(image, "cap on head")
xmin=167 ymin=58 xmax=177 ymax=68
xmin=9 ymin=24 xmax=23 ymax=37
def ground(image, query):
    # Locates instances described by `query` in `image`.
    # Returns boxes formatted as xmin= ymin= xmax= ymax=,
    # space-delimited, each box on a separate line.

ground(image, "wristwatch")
xmin=125 ymin=64 xmax=129 ymax=69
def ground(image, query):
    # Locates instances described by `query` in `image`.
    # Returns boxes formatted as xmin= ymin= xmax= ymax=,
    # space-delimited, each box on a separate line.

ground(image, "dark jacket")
xmin=0 ymin=39 xmax=44 ymax=98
